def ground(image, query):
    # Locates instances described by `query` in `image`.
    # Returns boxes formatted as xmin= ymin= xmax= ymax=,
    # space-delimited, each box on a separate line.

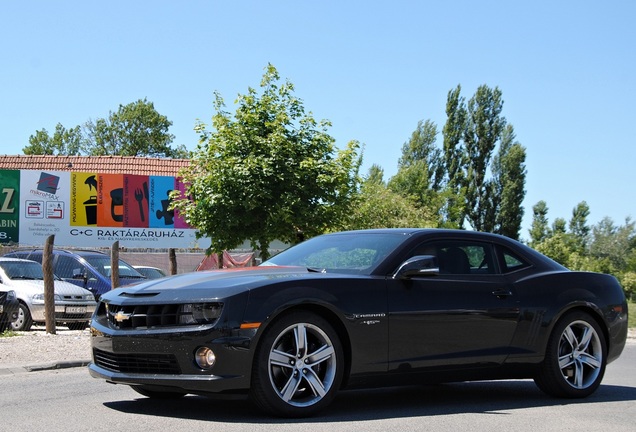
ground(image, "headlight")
xmin=31 ymin=293 xmax=62 ymax=301
xmin=7 ymin=290 xmax=16 ymax=301
xmin=178 ymin=303 xmax=223 ymax=325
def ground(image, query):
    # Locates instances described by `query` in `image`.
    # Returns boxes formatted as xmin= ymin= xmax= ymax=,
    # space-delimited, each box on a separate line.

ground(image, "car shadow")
xmin=103 ymin=380 xmax=636 ymax=423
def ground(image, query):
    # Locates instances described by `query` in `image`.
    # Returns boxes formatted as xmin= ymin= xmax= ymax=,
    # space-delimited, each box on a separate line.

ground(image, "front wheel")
xmin=534 ymin=311 xmax=607 ymax=398
xmin=250 ymin=311 xmax=344 ymax=417
xmin=10 ymin=302 xmax=33 ymax=332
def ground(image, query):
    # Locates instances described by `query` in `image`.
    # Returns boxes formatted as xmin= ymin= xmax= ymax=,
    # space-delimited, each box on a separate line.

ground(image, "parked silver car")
xmin=0 ymin=257 xmax=96 ymax=331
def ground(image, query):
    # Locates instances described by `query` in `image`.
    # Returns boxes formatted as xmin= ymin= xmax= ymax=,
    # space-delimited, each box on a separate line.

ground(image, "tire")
xmin=250 ymin=311 xmax=344 ymax=417
xmin=534 ymin=311 xmax=607 ymax=398
xmin=11 ymin=302 xmax=33 ymax=332
xmin=131 ymin=386 xmax=186 ymax=399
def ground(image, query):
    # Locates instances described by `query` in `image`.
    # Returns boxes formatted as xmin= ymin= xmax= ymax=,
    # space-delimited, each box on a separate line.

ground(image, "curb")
xmin=0 ymin=359 xmax=91 ymax=376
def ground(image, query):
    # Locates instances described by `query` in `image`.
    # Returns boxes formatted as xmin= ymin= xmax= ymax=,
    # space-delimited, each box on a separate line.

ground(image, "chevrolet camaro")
xmin=88 ymin=229 xmax=628 ymax=417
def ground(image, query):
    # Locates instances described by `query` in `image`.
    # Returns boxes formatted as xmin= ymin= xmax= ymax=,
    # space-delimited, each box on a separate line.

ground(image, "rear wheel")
xmin=534 ymin=311 xmax=606 ymax=398
xmin=11 ymin=302 xmax=33 ymax=332
xmin=250 ymin=311 xmax=344 ymax=417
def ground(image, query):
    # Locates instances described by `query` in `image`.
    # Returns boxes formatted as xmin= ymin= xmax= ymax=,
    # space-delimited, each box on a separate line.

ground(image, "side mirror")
xmin=393 ymin=255 xmax=439 ymax=279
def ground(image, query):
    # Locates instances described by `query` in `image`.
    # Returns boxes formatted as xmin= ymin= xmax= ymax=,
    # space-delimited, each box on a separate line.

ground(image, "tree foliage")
xmin=388 ymin=84 xmax=526 ymax=239
xmin=346 ymin=168 xmax=436 ymax=230
xmin=529 ymin=201 xmax=550 ymax=246
xmin=24 ymin=123 xmax=83 ymax=155
xmin=529 ymin=202 xmax=636 ymax=299
xmin=23 ymin=99 xmax=188 ymax=158
xmin=172 ymin=64 xmax=362 ymax=260
xmin=490 ymin=125 xmax=526 ymax=238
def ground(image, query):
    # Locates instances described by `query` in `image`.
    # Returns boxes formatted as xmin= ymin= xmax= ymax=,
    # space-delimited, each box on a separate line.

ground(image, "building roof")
xmin=0 ymin=155 xmax=190 ymax=176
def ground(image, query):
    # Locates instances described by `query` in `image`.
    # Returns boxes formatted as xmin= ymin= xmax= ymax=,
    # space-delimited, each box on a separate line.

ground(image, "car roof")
xmin=7 ymin=248 xmax=107 ymax=257
xmin=0 ymin=257 xmax=39 ymax=263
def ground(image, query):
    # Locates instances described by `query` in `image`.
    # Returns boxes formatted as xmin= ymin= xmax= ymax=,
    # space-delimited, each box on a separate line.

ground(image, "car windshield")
xmin=83 ymin=256 xmax=145 ymax=279
xmin=0 ymin=261 xmax=45 ymax=280
xmin=261 ymin=232 xmax=406 ymax=275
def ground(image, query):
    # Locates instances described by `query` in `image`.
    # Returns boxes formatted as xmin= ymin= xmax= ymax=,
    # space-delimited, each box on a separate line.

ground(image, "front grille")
xmin=61 ymin=295 xmax=92 ymax=301
xmin=106 ymin=304 xmax=181 ymax=329
xmin=101 ymin=302 xmax=222 ymax=329
xmin=93 ymin=348 xmax=181 ymax=374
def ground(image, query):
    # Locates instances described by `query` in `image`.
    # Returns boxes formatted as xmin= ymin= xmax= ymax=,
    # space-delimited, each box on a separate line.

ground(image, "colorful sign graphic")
xmin=0 ymin=169 xmax=209 ymax=249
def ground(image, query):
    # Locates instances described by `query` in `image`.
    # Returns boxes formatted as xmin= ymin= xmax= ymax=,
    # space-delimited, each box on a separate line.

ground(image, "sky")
xmin=1 ymin=1 xmax=634 ymax=240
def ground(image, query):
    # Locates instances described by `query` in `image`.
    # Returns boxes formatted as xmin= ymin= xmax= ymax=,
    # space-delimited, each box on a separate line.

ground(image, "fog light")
xmin=195 ymin=347 xmax=216 ymax=369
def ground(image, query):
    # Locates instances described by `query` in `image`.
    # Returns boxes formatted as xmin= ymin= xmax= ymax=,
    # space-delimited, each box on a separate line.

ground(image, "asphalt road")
xmin=2 ymin=343 xmax=635 ymax=432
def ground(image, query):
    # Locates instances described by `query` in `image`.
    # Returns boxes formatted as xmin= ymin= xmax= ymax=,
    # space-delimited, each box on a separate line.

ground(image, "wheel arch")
xmin=549 ymin=303 xmax=610 ymax=354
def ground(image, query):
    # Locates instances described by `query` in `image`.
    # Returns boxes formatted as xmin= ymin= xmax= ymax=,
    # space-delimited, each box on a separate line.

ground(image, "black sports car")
xmin=88 ymin=229 xmax=628 ymax=417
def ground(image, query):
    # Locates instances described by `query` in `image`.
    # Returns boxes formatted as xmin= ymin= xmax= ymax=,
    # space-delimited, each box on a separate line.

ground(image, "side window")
xmin=500 ymin=247 xmax=531 ymax=273
xmin=410 ymin=241 xmax=495 ymax=275
xmin=56 ymin=256 xmax=82 ymax=279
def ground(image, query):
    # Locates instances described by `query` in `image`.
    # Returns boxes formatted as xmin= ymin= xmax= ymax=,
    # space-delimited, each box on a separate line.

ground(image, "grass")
xmin=0 ymin=329 xmax=19 ymax=338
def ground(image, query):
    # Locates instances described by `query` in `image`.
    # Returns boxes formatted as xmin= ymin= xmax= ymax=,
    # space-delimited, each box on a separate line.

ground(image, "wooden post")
xmin=43 ymin=235 xmax=56 ymax=334
xmin=111 ymin=241 xmax=120 ymax=289
xmin=169 ymin=248 xmax=177 ymax=275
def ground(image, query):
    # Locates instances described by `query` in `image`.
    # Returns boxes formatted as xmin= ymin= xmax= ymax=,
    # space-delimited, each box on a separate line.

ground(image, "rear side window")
xmin=500 ymin=248 xmax=531 ymax=273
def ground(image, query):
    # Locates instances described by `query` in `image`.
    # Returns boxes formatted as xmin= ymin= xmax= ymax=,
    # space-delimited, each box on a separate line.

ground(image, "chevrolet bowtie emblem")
xmin=114 ymin=311 xmax=132 ymax=323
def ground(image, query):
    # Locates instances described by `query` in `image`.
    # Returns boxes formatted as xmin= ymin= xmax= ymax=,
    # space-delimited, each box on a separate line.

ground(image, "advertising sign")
xmin=0 ymin=169 xmax=209 ymax=249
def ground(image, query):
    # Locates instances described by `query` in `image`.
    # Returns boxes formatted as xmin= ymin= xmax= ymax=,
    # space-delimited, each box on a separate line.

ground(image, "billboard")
xmin=0 ymin=169 xmax=210 ymax=249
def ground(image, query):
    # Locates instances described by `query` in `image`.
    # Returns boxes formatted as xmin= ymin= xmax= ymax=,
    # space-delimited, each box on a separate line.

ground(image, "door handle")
xmin=492 ymin=289 xmax=513 ymax=299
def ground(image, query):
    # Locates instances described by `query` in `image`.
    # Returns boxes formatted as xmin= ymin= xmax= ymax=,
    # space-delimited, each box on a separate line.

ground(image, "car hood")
xmin=104 ymin=266 xmax=315 ymax=301
xmin=6 ymin=279 xmax=95 ymax=297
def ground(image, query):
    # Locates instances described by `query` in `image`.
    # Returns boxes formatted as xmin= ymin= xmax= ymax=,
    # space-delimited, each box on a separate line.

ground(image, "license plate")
xmin=66 ymin=306 xmax=87 ymax=314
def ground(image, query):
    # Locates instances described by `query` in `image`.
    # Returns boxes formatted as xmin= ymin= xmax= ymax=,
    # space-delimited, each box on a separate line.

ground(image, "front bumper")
xmin=29 ymin=301 xmax=96 ymax=322
xmin=88 ymin=321 xmax=255 ymax=395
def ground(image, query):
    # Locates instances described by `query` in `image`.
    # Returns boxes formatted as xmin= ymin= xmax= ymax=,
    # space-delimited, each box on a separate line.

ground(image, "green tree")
xmin=345 ymin=175 xmax=435 ymax=230
xmin=25 ymin=99 xmax=188 ymax=158
xmin=589 ymin=217 xmax=635 ymax=274
xmin=441 ymin=85 xmax=468 ymax=227
xmin=365 ymin=163 xmax=385 ymax=186
xmin=529 ymin=200 xmax=550 ymax=246
xmin=173 ymin=64 xmax=362 ymax=260
xmin=569 ymin=201 xmax=590 ymax=251
xmin=534 ymin=232 xmax=576 ymax=266
xmin=552 ymin=217 xmax=567 ymax=234
xmin=388 ymin=119 xmax=445 ymax=224
xmin=490 ymin=125 xmax=526 ymax=239
xmin=397 ymin=119 xmax=444 ymax=190
xmin=84 ymin=98 xmax=187 ymax=158
xmin=463 ymin=85 xmax=507 ymax=232
xmin=23 ymin=123 xmax=83 ymax=155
